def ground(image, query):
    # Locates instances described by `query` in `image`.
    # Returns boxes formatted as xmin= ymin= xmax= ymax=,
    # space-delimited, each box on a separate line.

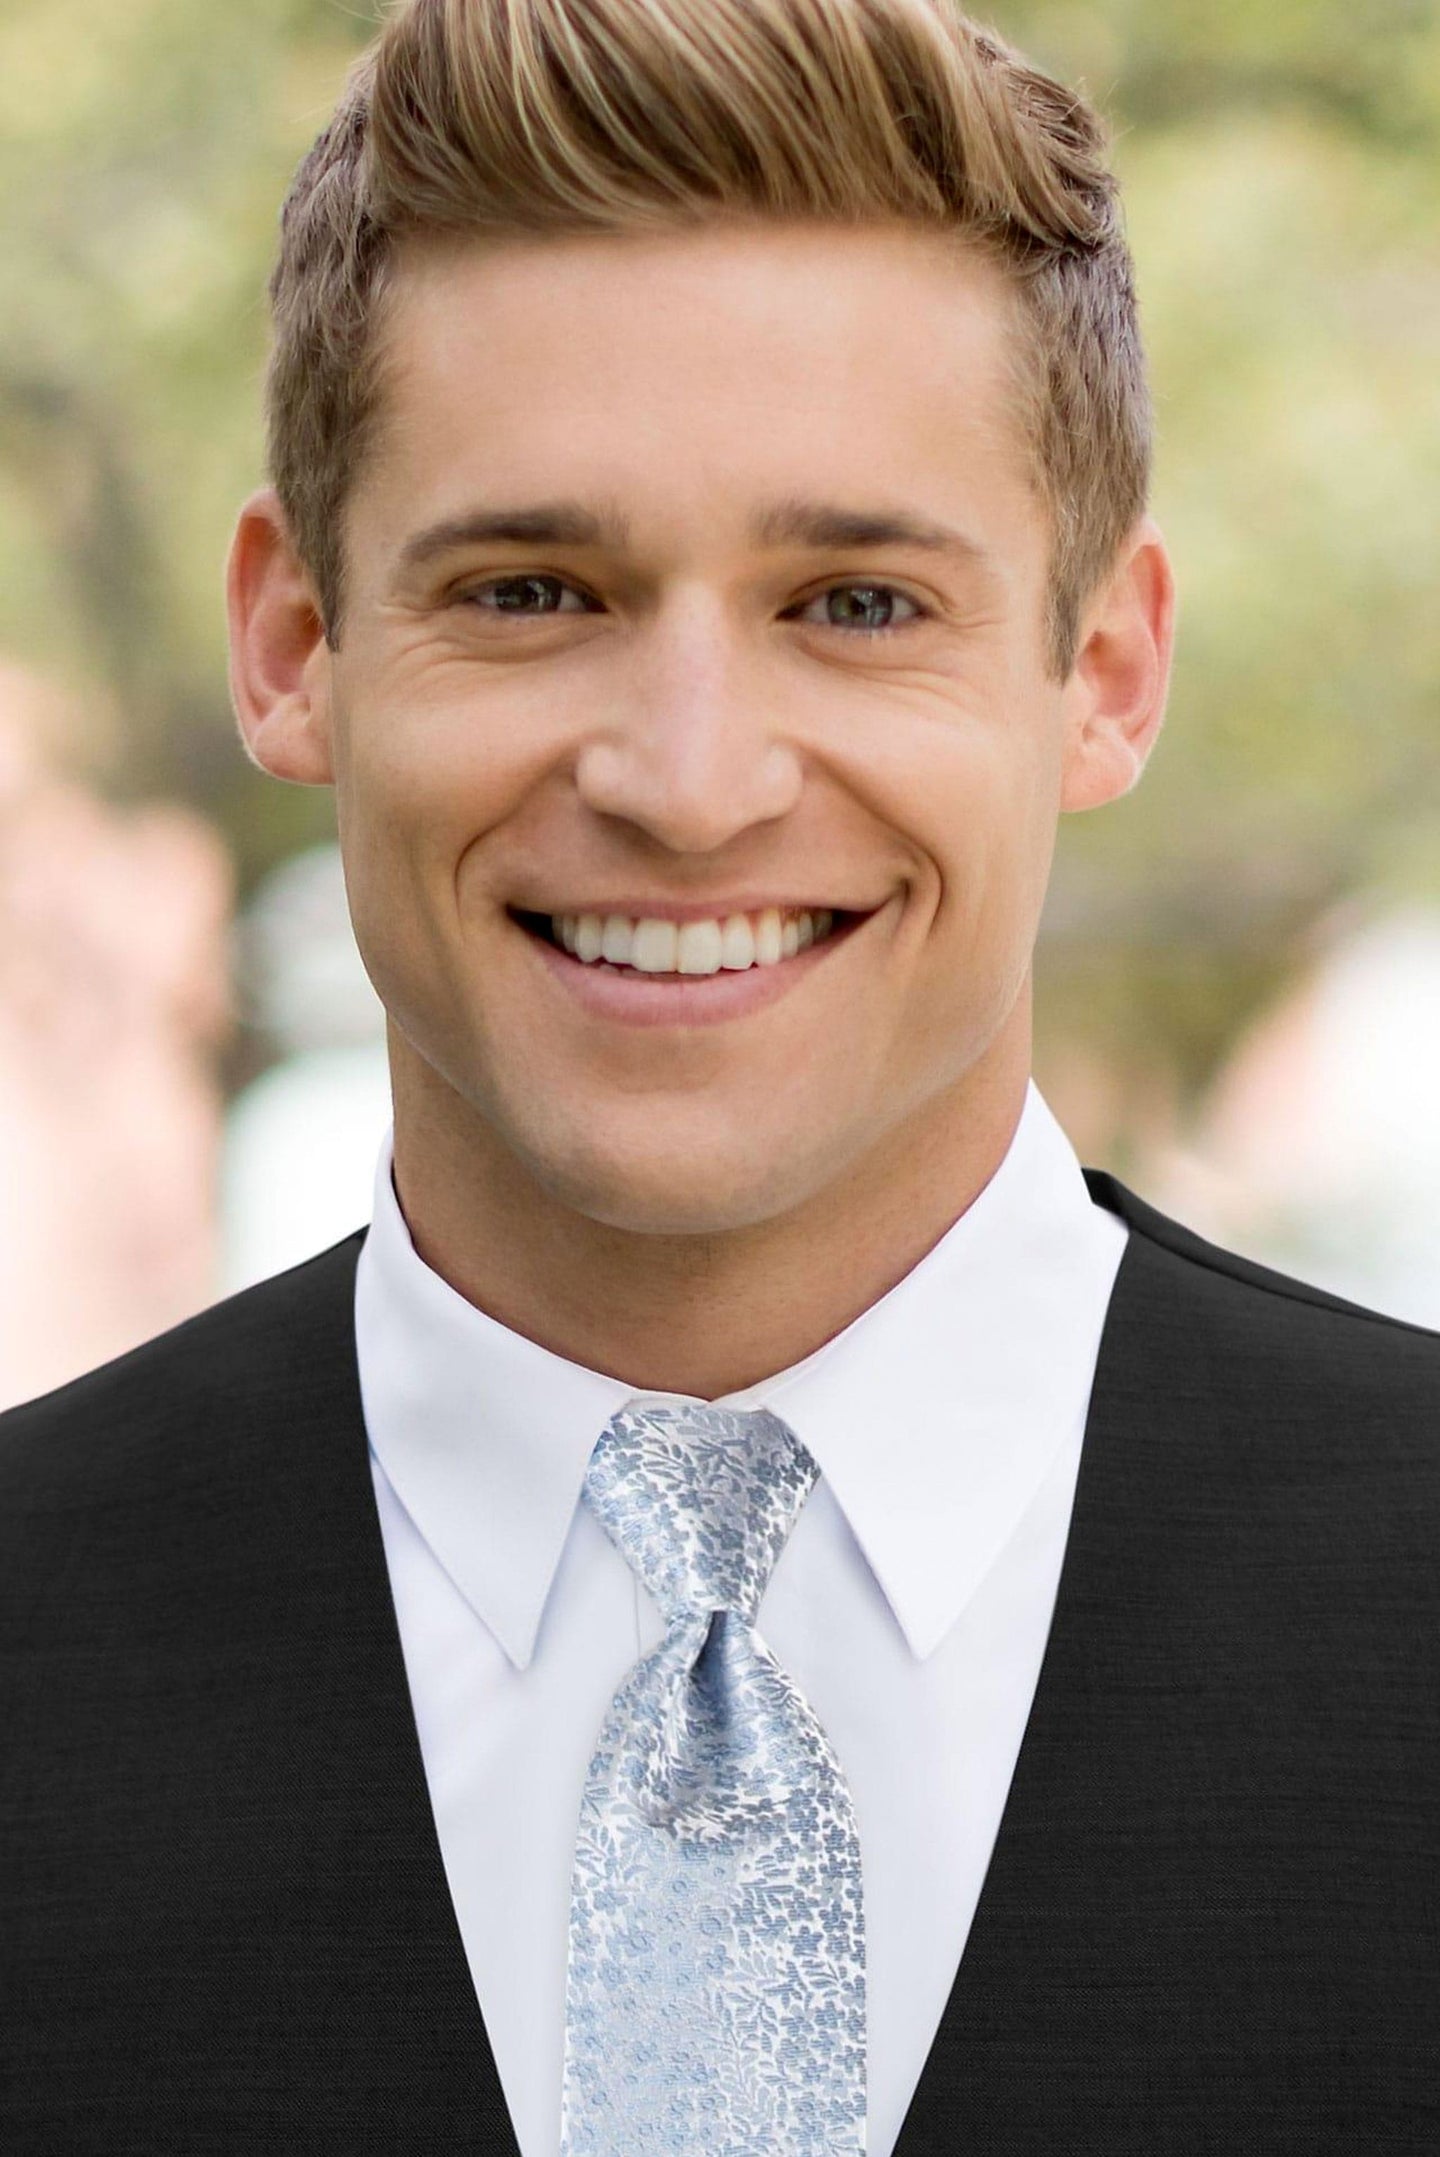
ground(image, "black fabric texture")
xmin=0 ymin=1174 xmax=1436 ymax=2152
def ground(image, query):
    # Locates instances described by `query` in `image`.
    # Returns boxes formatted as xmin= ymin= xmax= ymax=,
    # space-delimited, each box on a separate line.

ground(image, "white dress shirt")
xmin=354 ymin=1080 xmax=1128 ymax=2156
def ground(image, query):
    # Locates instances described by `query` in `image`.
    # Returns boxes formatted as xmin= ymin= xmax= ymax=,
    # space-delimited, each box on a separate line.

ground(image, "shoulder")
xmin=0 ymin=1226 xmax=368 ymax=1521
xmin=1085 ymin=1167 xmax=1440 ymax=1459
xmin=1081 ymin=1176 xmax=1440 ymax=1743
xmin=1087 ymin=1165 xmax=1440 ymax=1347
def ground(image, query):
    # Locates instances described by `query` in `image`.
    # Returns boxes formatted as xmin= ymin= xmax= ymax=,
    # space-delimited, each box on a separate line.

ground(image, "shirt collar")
xmin=355 ymin=1081 xmax=1124 ymax=1670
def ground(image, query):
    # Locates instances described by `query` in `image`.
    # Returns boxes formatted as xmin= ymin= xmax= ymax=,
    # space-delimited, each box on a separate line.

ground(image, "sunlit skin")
xmin=227 ymin=218 xmax=1174 ymax=1396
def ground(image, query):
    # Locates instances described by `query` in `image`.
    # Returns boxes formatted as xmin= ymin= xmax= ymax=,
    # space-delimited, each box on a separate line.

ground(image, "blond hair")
xmin=266 ymin=0 xmax=1150 ymax=678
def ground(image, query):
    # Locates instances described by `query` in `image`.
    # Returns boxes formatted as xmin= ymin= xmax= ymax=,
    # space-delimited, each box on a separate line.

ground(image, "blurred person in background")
xmin=0 ymin=663 xmax=232 ymax=1410
xmin=2 ymin=3 xmax=1437 ymax=2153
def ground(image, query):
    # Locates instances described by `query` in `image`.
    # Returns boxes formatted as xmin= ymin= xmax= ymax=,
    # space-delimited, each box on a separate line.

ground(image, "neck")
xmin=387 ymin=1004 xmax=1032 ymax=1399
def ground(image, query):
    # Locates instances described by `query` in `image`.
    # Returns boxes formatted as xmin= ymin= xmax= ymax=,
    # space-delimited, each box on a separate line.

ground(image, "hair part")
xmin=265 ymin=0 xmax=1151 ymax=680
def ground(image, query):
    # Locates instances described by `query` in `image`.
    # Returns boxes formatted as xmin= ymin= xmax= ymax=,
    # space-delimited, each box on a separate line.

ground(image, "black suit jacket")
xmin=2 ymin=1172 xmax=1438 ymax=2152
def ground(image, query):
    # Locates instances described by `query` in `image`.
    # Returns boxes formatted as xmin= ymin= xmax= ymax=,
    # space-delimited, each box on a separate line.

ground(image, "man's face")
xmin=323 ymin=220 xmax=1077 ymax=1234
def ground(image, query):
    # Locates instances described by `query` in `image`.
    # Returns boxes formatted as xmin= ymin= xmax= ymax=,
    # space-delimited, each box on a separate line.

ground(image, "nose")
xmin=573 ymin=596 xmax=804 ymax=855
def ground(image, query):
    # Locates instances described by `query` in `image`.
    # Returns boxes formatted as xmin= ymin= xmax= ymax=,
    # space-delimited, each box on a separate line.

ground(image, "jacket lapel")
xmin=889 ymin=1182 xmax=1149 ymax=2149
xmin=893 ymin=1173 xmax=1300 ymax=2152
xmin=257 ymin=1226 xmax=516 ymax=2148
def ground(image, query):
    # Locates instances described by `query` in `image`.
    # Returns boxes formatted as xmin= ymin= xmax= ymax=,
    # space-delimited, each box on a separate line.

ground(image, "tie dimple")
xmin=560 ymin=1400 xmax=867 ymax=2157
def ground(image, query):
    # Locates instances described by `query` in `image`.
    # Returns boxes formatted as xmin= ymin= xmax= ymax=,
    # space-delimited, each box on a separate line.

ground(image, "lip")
xmin=514 ymin=908 xmax=873 ymax=1028
xmin=509 ymin=898 xmax=860 ymax=924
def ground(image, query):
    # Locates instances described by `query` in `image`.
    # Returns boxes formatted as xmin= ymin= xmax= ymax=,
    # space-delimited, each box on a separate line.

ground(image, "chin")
xmin=528 ymin=1124 xmax=824 ymax=1240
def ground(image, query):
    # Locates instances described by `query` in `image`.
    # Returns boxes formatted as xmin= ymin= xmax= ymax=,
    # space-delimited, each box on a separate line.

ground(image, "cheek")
xmin=885 ymin=736 xmax=1060 ymax=1058
xmin=336 ymin=699 xmax=543 ymax=927
xmin=338 ymin=632 xmax=567 ymax=813
xmin=892 ymin=721 xmax=1060 ymax=923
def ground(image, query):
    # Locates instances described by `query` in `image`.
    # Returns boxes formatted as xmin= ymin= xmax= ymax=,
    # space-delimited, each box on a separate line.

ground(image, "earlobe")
xmin=225 ymin=487 xmax=336 ymax=788
xmin=1059 ymin=517 xmax=1175 ymax=815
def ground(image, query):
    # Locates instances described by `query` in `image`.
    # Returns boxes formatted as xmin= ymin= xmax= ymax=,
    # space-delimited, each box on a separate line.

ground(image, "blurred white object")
xmin=220 ymin=1043 xmax=392 ymax=1293
xmin=220 ymin=843 xmax=391 ymax=1293
xmin=230 ymin=839 xmax=387 ymax=1052
xmin=1152 ymin=906 xmax=1440 ymax=1327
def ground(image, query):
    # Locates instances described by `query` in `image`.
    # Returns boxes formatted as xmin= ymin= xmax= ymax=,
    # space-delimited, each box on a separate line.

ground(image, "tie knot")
xmin=583 ymin=1401 xmax=818 ymax=1624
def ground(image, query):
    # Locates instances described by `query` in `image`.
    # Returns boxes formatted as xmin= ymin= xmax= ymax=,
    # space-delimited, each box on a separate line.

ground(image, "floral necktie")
xmin=559 ymin=1400 xmax=866 ymax=2155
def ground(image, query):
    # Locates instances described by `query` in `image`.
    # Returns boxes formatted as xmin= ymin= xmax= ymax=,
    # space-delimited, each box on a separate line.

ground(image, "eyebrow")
xmin=392 ymin=495 xmax=992 ymax=578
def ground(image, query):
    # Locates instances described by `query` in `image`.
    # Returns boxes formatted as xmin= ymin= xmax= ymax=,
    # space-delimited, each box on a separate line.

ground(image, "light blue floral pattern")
xmin=559 ymin=1402 xmax=866 ymax=2156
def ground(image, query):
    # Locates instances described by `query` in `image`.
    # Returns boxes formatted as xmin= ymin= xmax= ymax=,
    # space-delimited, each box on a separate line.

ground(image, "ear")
xmin=225 ymin=487 xmax=336 ymax=786
xmin=1059 ymin=515 xmax=1175 ymax=813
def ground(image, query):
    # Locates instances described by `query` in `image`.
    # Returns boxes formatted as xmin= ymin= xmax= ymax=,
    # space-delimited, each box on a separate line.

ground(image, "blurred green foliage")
xmin=1 ymin=0 xmax=1437 ymax=1112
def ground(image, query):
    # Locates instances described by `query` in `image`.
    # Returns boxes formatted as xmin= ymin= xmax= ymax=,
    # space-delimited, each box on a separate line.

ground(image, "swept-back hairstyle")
xmin=266 ymin=0 xmax=1150 ymax=678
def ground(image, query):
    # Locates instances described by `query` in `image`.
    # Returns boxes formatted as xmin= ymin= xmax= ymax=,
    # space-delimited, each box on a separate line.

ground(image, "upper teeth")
xmin=552 ymin=907 xmax=835 ymax=974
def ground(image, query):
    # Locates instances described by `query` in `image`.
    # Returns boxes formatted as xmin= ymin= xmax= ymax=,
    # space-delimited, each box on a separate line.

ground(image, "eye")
xmin=450 ymin=572 xmax=926 ymax=634
xmin=787 ymin=583 xmax=926 ymax=636
xmin=454 ymin=573 xmax=597 ymax=616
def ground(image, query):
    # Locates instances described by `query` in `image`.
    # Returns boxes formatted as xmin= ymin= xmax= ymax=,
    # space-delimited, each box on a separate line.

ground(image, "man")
xmin=2 ymin=0 xmax=1435 ymax=2149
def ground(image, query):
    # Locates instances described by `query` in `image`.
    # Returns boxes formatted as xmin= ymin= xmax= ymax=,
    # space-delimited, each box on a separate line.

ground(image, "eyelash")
xmin=452 ymin=573 xmax=927 ymax=637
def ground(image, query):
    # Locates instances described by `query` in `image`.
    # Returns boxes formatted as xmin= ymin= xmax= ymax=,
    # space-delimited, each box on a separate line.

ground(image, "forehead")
xmin=356 ymin=219 xmax=1038 ymax=558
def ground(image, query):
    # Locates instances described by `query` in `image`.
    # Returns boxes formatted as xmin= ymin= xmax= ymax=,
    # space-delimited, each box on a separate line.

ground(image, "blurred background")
xmin=1 ymin=0 xmax=1437 ymax=1406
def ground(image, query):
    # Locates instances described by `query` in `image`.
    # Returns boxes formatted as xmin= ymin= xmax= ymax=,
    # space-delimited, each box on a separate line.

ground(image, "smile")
xmin=509 ymin=901 xmax=871 ymax=1025
xmin=533 ymin=905 xmax=839 ymax=976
